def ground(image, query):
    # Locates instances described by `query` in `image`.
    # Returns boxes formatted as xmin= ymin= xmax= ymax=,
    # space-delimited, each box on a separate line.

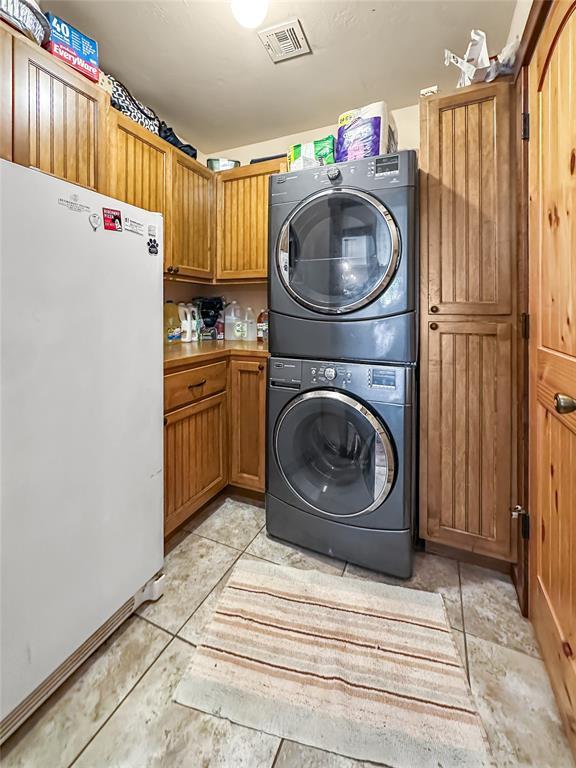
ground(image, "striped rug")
xmin=174 ymin=558 xmax=491 ymax=767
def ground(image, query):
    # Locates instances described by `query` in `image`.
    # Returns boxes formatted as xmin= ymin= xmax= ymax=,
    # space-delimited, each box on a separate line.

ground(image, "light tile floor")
xmin=1 ymin=495 xmax=573 ymax=768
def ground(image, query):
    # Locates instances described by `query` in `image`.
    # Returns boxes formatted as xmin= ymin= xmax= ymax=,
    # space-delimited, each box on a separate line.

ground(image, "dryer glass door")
xmin=277 ymin=188 xmax=399 ymax=314
xmin=274 ymin=390 xmax=395 ymax=517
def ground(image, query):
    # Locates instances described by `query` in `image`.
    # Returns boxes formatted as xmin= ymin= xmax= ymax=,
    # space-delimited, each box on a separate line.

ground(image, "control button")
xmin=310 ymin=368 xmax=317 ymax=375
xmin=327 ymin=167 xmax=341 ymax=181
xmin=324 ymin=367 xmax=336 ymax=381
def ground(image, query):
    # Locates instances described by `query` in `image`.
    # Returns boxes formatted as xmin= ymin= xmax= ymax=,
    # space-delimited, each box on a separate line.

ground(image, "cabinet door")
xmin=108 ymin=112 xmax=172 ymax=268
xmin=216 ymin=159 xmax=285 ymax=280
xmin=12 ymin=37 xmax=107 ymax=190
xmin=164 ymin=392 xmax=227 ymax=536
xmin=421 ymin=321 xmax=514 ymax=559
xmin=229 ymin=359 xmax=267 ymax=491
xmin=421 ymin=82 xmax=513 ymax=315
xmin=0 ymin=25 xmax=12 ymax=161
xmin=171 ymin=152 xmax=214 ymax=279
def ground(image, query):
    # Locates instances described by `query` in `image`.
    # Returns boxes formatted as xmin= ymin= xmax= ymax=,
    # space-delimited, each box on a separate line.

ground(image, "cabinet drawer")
xmin=164 ymin=361 xmax=226 ymax=411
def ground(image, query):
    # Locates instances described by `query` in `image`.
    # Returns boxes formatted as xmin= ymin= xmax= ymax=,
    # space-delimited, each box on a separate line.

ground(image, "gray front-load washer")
xmin=268 ymin=151 xmax=418 ymax=363
xmin=266 ymin=357 xmax=415 ymax=578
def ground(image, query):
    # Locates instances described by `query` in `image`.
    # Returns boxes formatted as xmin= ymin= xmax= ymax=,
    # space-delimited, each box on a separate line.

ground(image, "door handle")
xmin=554 ymin=393 xmax=576 ymax=414
xmin=188 ymin=379 xmax=207 ymax=389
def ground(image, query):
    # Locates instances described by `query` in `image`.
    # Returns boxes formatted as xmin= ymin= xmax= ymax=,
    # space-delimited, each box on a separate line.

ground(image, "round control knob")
xmin=327 ymin=167 xmax=341 ymax=181
xmin=324 ymin=367 xmax=337 ymax=381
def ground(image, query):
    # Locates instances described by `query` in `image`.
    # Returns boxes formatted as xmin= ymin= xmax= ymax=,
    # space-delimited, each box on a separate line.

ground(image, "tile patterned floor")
xmin=1 ymin=495 xmax=573 ymax=768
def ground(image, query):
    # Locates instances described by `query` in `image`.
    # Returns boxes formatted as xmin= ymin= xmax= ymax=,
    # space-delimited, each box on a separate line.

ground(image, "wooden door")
xmin=419 ymin=81 xmax=518 ymax=560
xmin=529 ymin=1 xmax=576 ymax=753
xmin=216 ymin=159 xmax=285 ymax=280
xmin=108 ymin=111 xmax=172 ymax=268
xmin=171 ymin=152 xmax=214 ymax=279
xmin=229 ymin=359 xmax=267 ymax=491
xmin=0 ymin=24 xmax=12 ymax=161
xmin=12 ymin=36 xmax=107 ymax=190
xmin=164 ymin=393 xmax=227 ymax=536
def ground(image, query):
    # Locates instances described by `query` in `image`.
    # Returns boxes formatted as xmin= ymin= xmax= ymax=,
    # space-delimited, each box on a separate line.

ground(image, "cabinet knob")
xmin=430 ymin=322 xmax=439 ymax=331
xmin=554 ymin=393 xmax=576 ymax=414
xmin=173 ymin=266 xmax=180 ymax=274
xmin=430 ymin=305 xmax=439 ymax=313
xmin=167 ymin=266 xmax=174 ymax=274
xmin=258 ymin=364 xmax=264 ymax=371
xmin=163 ymin=417 xmax=167 ymax=426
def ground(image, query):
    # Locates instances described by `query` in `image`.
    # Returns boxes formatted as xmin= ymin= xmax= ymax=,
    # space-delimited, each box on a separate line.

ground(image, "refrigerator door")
xmin=0 ymin=161 xmax=164 ymax=720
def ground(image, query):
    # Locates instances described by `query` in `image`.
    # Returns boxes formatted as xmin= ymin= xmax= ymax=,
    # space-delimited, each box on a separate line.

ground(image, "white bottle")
xmin=224 ymin=300 xmax=242 ymax=340
xmin=244 ymin=306 xmax=257 ymax=341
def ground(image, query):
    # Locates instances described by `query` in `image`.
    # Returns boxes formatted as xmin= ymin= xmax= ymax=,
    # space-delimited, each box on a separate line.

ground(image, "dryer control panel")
xmin=269 ymin=150 xmax=417 ymax=205
xmin=269 ymin=357 xmax=414 ymax=405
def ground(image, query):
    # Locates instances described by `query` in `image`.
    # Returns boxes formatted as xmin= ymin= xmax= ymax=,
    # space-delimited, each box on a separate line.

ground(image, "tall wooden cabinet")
xmin=12 ymin=35 xmax=107 ymax=191
xmin=0 ymin=26 xmax=12 ymax=161
xmin=216 ymin=159 xmax=285 ymax=279
xmin=419 ymin=81 xmax=518 ymax=561
xmin=229 ymin=359 xmax=267 ymax=491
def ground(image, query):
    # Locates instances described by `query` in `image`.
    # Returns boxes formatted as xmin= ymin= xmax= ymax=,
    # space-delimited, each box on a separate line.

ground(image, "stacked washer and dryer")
xmin=266 ymin=151 xmax=418 ymax=578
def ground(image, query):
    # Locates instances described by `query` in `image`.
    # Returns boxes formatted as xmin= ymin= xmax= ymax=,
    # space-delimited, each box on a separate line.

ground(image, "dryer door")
xmin=277 ymin=188 xmax=400 ymax=314
xmin=274 ymin=390 xmax=395 ymax=517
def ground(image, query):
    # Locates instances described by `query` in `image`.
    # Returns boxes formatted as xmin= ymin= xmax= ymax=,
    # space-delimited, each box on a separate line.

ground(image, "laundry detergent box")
xmin=45 ymin=13 xmax=99 ymax=82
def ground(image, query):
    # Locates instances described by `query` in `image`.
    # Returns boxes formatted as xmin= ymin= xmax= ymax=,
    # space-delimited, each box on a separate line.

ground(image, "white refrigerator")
xmin=0 ymin=161 xmax=165 ymax=741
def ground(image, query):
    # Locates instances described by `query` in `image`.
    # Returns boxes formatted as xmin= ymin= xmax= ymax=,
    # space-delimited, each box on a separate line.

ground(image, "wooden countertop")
xmin=164 ymin=340 xmax=269 ymax=371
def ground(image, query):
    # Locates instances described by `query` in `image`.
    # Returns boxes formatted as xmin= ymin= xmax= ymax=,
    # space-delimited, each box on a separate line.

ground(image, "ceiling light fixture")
xmin=231 ymin=0 xmax=268 ymax=28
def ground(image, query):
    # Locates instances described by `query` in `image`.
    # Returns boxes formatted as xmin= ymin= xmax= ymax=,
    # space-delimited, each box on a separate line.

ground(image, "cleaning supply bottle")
xmin=244 ymin=307 xmax=257 ymax=341
xmin=164 ymin=301 xmax=182 ymax=343
xmin=257 ymin=308 xmax=269 ymax=341
xmin=224 ymin=300 xmax=242 ymax=340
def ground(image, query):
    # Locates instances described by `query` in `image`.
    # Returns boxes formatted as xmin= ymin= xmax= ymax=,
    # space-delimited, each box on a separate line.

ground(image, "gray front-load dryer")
xmin=268 ymin=151 xmax=418 ymax=363
xmin=266 ymin=357 xmax=416 ymax=578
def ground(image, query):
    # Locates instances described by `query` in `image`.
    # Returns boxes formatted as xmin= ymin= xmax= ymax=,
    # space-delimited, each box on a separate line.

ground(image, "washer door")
xmin=274 ymin=390 xmax=395 ymax=517
xmin=277 ymin=187 xmax=400 ymax=314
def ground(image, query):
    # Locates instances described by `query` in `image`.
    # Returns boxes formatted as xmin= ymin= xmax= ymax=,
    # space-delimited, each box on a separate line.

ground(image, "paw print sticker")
xmin=147 ymin=238 xmax=159 ymax=255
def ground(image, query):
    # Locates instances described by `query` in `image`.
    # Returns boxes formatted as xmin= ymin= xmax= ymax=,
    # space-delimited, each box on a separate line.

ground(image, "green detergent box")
xmin=288 ymin=136 xmax=335 ymax=171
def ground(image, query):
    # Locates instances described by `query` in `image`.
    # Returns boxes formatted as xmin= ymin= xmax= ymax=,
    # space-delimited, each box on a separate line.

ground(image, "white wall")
xmin=506 ymin=0 xmax=533 ymax=46
xmin=209 ymin=104 xmax=420 ymax=166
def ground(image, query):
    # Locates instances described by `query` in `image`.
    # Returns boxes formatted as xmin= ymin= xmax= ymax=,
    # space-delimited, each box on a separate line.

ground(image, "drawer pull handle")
xmin=562 ymin=641 xmax=573 ymax=658
xmin=430 ymin=305 xmax=439 ymax=313
xmin=188 ymin=379 xmax=207 ymax=389
xmin=554 ymin=393 xmax=576 ymax=414
xmin=430 ymin=322 xmax=439 ymax=331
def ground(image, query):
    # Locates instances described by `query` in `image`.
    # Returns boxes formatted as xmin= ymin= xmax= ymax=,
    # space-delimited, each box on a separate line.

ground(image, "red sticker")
xmin=102 ymin=208 xmax=123 ymax=231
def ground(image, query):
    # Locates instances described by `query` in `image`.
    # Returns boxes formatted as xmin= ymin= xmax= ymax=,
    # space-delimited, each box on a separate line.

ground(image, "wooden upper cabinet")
xmin=420 ymin=81 xmax=514 ymax=315
xmin=216 ymin=159 xmax=286 ymax=280
xmin=108 ymin=111 xmax=172 ymax=266
xmin=229 ymin=358 xmax=267 ymax=491
xmin=12 ymin=36 xmax=107 ymax=191
xmin=0 ymin=25 xmax=13 ymax=161
xmin=171 ymin=152 xmax=214 ymax=279
xmin=422 ymin=320 xmax=514 ymax=559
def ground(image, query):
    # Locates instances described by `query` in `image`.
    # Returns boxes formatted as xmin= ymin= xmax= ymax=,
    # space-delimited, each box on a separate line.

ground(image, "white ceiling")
xmin=46 ymin=1 xmax=516 ymax=152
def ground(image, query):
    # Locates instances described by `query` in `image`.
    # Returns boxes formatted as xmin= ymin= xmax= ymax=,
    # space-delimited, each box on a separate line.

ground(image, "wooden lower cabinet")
xmin=229 ymin=359 xmax=267 ymax=491
xmin=164 ymin=392 xmax=227 ymax=537
xmin=420 ymin=320 xmax=515 ymax=559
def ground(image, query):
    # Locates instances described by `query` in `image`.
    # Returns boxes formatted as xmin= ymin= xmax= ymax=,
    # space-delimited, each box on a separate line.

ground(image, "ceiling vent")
xmin=258 ymin=19 xmax=311 ymax=63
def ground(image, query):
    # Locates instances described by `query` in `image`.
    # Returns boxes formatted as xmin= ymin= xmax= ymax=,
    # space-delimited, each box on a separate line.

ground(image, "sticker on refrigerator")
xmin=102 ymin=208 xmax=123 ymax=231
xmin=124 ymin=217 xmax=144 ymax=236
xmin=148 ymin=224 xmax=157 ymax=238
xmin=147 ymin=238 xmax=159 ymax=255
xmin=58 ymin=193 xmax=90 ymax=214
xmin=88 ymin=213 xmax=101 ymax=231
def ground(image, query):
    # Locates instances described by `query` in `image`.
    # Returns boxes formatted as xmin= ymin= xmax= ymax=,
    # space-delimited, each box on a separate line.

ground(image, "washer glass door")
xmin=274 ymin=390 xmax=395 ymax=516
xmin=277 ymin=188 xmax=399 ymax=314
